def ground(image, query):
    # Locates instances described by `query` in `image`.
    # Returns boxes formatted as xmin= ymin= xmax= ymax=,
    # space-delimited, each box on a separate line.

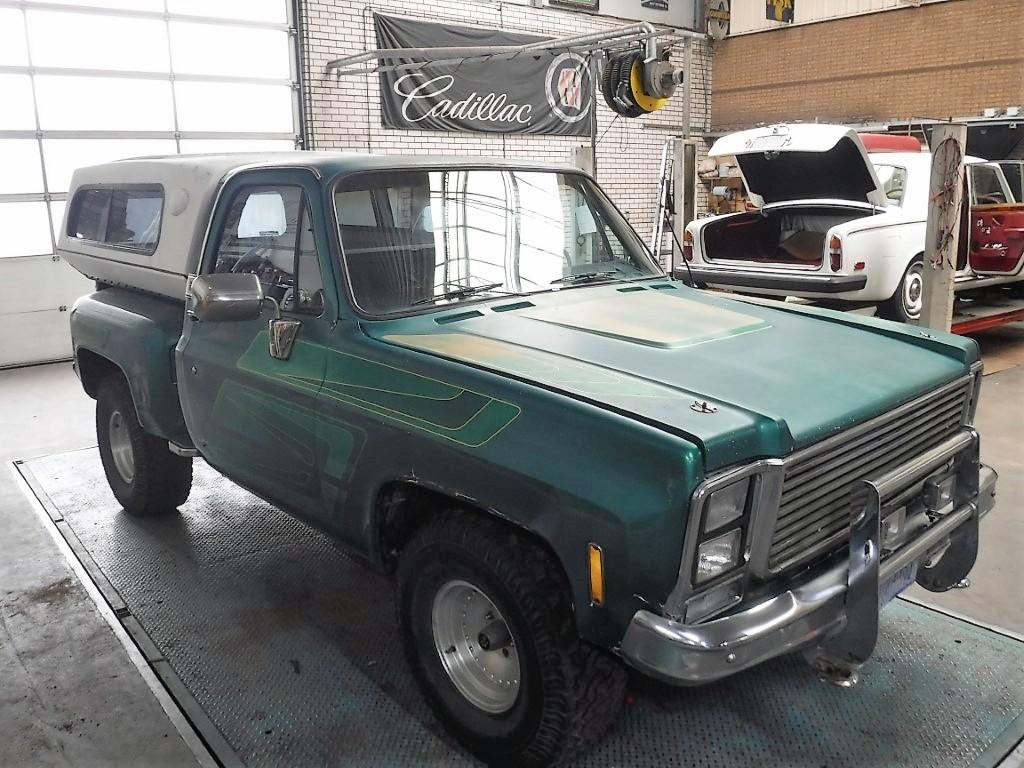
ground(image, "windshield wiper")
xmin=550 ymin=270 xmax=620 ymax=285
xmin=412 ymin=282 xmax=507 ymax=306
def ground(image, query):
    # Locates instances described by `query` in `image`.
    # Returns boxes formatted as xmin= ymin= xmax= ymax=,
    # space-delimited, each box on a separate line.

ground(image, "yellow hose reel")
xmin=600 ymin=50 xmax=682 ymax=118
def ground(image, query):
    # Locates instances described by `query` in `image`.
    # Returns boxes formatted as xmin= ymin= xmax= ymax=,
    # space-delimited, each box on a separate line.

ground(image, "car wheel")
xmin=397 ymin=510 xmax=627 ymax=767
xmin=96 ymin=375 xmax=192 ymax=516
xmin=877 ymin=258 xmax=924 ymax=323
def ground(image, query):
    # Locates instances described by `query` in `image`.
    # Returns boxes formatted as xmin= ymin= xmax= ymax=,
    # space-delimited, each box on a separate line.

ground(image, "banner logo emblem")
xmin=545 ymin=53 xmax=591 ymax=124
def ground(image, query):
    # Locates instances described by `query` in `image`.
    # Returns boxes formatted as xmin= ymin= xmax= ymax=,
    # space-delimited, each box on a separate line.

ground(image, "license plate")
xmin=879 ymin=561 xmax=919 ymax=606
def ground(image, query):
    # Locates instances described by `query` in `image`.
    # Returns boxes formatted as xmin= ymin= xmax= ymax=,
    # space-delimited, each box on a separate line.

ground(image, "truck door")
xmin=177 ymin=169 xmax=335 ymax=518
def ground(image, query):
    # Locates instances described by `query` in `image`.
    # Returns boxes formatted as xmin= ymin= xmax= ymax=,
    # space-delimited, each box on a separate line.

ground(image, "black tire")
xmin=96 ymin=375 xmax=192 ymax=516
xmin=397 ymin=511 xmax=627 ymax=767
xmin=877 ymin=258 xmax=924 ymax=323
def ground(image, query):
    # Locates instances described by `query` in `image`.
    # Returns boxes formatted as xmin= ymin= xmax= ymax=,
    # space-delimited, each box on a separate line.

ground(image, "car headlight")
xmin=695 ymin=528 xmax=743 ymax=584
xmin=703 ymin=477 xmax=750 ymax=532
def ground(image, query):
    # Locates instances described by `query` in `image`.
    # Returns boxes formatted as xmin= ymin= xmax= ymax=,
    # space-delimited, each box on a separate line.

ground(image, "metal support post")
xmin=920 ymin=123 xmax=966 ymax=331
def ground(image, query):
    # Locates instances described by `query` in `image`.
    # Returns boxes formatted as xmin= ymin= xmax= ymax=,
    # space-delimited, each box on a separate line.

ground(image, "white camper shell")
xmin=58 ymin=153 xmax=307 ymax=300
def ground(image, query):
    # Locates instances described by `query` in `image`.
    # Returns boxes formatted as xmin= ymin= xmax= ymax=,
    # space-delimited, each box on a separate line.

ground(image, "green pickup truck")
xmin=62 ymin=153 xmax=997 ymax=766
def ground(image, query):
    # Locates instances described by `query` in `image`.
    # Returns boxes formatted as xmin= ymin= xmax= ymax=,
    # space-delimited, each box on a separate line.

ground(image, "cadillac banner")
xmin=374 ymin=13 xmax=593 ymax=136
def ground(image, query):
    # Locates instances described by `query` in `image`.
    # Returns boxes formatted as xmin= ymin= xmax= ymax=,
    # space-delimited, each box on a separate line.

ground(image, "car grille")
xmin=768 ymin=378 xmax=972 ymax=573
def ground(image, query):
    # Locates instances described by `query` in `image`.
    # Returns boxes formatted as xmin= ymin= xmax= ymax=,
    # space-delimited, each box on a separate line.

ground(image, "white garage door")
xmin=0 ymin=0 xmax=300 ymax=368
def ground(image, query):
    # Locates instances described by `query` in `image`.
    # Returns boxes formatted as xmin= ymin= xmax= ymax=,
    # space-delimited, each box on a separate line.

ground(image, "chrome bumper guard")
xmin=620 ymin=430 xmax=997 ymax=686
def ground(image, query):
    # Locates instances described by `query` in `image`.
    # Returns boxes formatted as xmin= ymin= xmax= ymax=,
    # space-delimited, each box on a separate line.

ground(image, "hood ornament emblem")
xmin=690 ymin=400 xmax=718 ymax=414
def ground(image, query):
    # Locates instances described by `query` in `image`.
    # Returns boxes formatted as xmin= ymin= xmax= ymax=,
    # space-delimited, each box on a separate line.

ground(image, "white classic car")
xmin=682 ymin=124 xmax=1024 ymax=322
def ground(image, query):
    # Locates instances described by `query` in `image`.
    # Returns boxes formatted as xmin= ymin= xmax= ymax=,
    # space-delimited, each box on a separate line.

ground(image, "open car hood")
xmin=710 ymin=124 xmax=889 ymax=209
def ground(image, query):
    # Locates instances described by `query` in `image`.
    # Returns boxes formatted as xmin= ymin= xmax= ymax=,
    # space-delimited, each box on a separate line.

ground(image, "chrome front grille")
xmin=768 ymin=378 xmax=972 ymax=573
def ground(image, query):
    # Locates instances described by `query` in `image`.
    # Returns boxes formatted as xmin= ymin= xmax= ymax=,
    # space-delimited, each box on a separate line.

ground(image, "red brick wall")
xmin=712 ymin=0 xmax=1024 ymax=130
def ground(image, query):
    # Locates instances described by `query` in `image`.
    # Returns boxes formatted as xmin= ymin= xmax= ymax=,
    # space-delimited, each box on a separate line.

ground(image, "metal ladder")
xmin=650 ymin=139 xmax=675 ymax=265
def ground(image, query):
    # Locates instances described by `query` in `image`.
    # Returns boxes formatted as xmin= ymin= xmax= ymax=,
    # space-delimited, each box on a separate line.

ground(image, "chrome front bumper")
xmin=620 ymin=438 xmax=997 ymax=686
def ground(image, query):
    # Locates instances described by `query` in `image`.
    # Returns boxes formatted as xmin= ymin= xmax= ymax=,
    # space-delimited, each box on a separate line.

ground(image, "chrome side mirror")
xmin=189 ymin=273 xmax=264 ymax=322
xmin=188 ymin=272 xmax=301 ymax=361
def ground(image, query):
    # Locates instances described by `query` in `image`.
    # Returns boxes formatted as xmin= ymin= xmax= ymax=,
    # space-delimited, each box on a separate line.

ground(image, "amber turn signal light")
xmin=588 ymin=543 xmax=605 ymax=606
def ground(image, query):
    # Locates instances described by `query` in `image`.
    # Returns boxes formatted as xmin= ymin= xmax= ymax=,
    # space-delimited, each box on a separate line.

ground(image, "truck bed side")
xmin=70 ymin=288 xmax=190 ymax=446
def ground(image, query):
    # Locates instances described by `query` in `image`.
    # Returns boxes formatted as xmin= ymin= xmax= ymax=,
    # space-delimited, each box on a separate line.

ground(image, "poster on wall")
xmin=766 ymin=0 xmax=794 ymax=23
xmin=374 ymin=13 xmax=593 ymax=136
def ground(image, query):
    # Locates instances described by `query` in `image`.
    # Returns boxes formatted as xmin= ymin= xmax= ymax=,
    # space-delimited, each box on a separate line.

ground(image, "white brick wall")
xmin=299 ymin=0 xmax=712 ymax=261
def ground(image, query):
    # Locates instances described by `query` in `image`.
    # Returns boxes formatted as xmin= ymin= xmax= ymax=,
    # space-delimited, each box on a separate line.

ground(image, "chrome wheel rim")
xmin=431 ymin=579 xmax=521 ymax=714
xmin=108 ymin=410 xmax=135 ymax=484
xmin=902 ymin=264 xmax=924 ymax=319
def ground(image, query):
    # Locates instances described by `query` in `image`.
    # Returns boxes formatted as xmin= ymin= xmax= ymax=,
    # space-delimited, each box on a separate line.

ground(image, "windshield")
xmin=334 ymin=169 xmax=662 ymax=315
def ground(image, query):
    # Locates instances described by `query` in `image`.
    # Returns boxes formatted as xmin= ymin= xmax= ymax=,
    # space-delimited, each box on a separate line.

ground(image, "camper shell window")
xmin=67 ymin=184 xmax=164 ymax=254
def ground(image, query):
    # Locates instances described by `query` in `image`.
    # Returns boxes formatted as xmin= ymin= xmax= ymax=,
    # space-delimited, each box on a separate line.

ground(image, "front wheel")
xmin=397 ymin=511 xmax=627 ymax=767
xmin=96 ymin=375 xmax=192 ymax=516
xmin=877 ymin=258 xmax=924 ymax=323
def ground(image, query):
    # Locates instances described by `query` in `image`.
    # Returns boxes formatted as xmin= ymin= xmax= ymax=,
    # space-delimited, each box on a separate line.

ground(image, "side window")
xmin=213 ymin=184 xmax=324 ymax=315
xmin=970 ymin=165 xmax=1008 ymax=205
xmin=873 ymin=165 xmax=907 ymax=207
xmin=67 ymin=185 xmax=163 ymax=253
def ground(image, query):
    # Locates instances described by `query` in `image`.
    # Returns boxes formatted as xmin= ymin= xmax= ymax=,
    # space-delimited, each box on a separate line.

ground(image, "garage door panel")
xmin=0 ymin=203 xmax=53 ymax=259
xmin=166 ymin=0 xmax=287 ymax=23
xmin=4 ymin=0 xmax=296 ymax=367
xmin=34 ymin=76 xmax=176 ymax=131
xmin=0 ymin=8 xmax=29 ymax=66
xmin=43 ymin=138 xmax=179 ymax=194
xmin=169 ymin=22 xmax=290 ymax=79
xmin=179 ymin=139 xmax=295 ymax=154
xmin=31 ymin=0 xmax=164 ymax=10
xmin=0 ymin=308 xmax=76 ymax=368
xmin=27 ymin=10 xmax=170 ymax=71
xmin=0 ymin=256 xmax=93 ymax=316
xmin=0 ymin=74 xmax=37 ymax=130
xmin=174 ymin=81 xmax=294 ymax=132
xmin=0 ymin=140 xmax=45 ymax=195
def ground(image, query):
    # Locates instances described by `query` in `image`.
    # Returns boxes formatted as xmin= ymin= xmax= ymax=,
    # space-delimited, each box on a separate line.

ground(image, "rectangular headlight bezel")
xmin=664 ymin=458 xmax=787 ymax=620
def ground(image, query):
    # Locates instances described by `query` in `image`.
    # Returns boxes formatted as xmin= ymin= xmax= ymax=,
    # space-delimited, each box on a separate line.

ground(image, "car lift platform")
xmin=14 ymin=448 xmax=1024 ymax=768
xmin=952 ymin=293 xmax=1024 ymax=335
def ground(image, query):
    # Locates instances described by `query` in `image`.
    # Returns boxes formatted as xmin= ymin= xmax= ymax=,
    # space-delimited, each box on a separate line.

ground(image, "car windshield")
xmin=334 ymin=168 xmax=662 ymax=315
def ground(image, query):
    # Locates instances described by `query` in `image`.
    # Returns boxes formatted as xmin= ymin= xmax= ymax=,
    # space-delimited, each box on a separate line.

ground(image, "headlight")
xmin=695 ymin=528 xmax=742 ymax=584
xmin=703 ymin=478 xmax=750 ymax=532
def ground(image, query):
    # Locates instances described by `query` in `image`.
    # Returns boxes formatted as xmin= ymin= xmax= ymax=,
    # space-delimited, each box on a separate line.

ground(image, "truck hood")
xmin=710 ymin=123 xmax=890 ymax=210
xmin=366 ymin=284 xmax=977 ymax=471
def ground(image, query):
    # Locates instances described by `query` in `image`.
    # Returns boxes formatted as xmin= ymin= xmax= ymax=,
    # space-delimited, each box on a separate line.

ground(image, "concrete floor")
xmin=0 ymin=364 xmax=201 ymax=767
xmin=0 ymin=327 xmax=1022 ymax=765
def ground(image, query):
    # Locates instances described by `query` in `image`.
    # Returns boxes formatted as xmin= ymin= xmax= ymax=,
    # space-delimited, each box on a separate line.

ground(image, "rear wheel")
xmin=877 ymin=258 xmax=924 ymax=323
xmin=96 ymin=375 xmax=192 ymax=516
xmin=397 ymin=511 xmax=627 ymax=767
